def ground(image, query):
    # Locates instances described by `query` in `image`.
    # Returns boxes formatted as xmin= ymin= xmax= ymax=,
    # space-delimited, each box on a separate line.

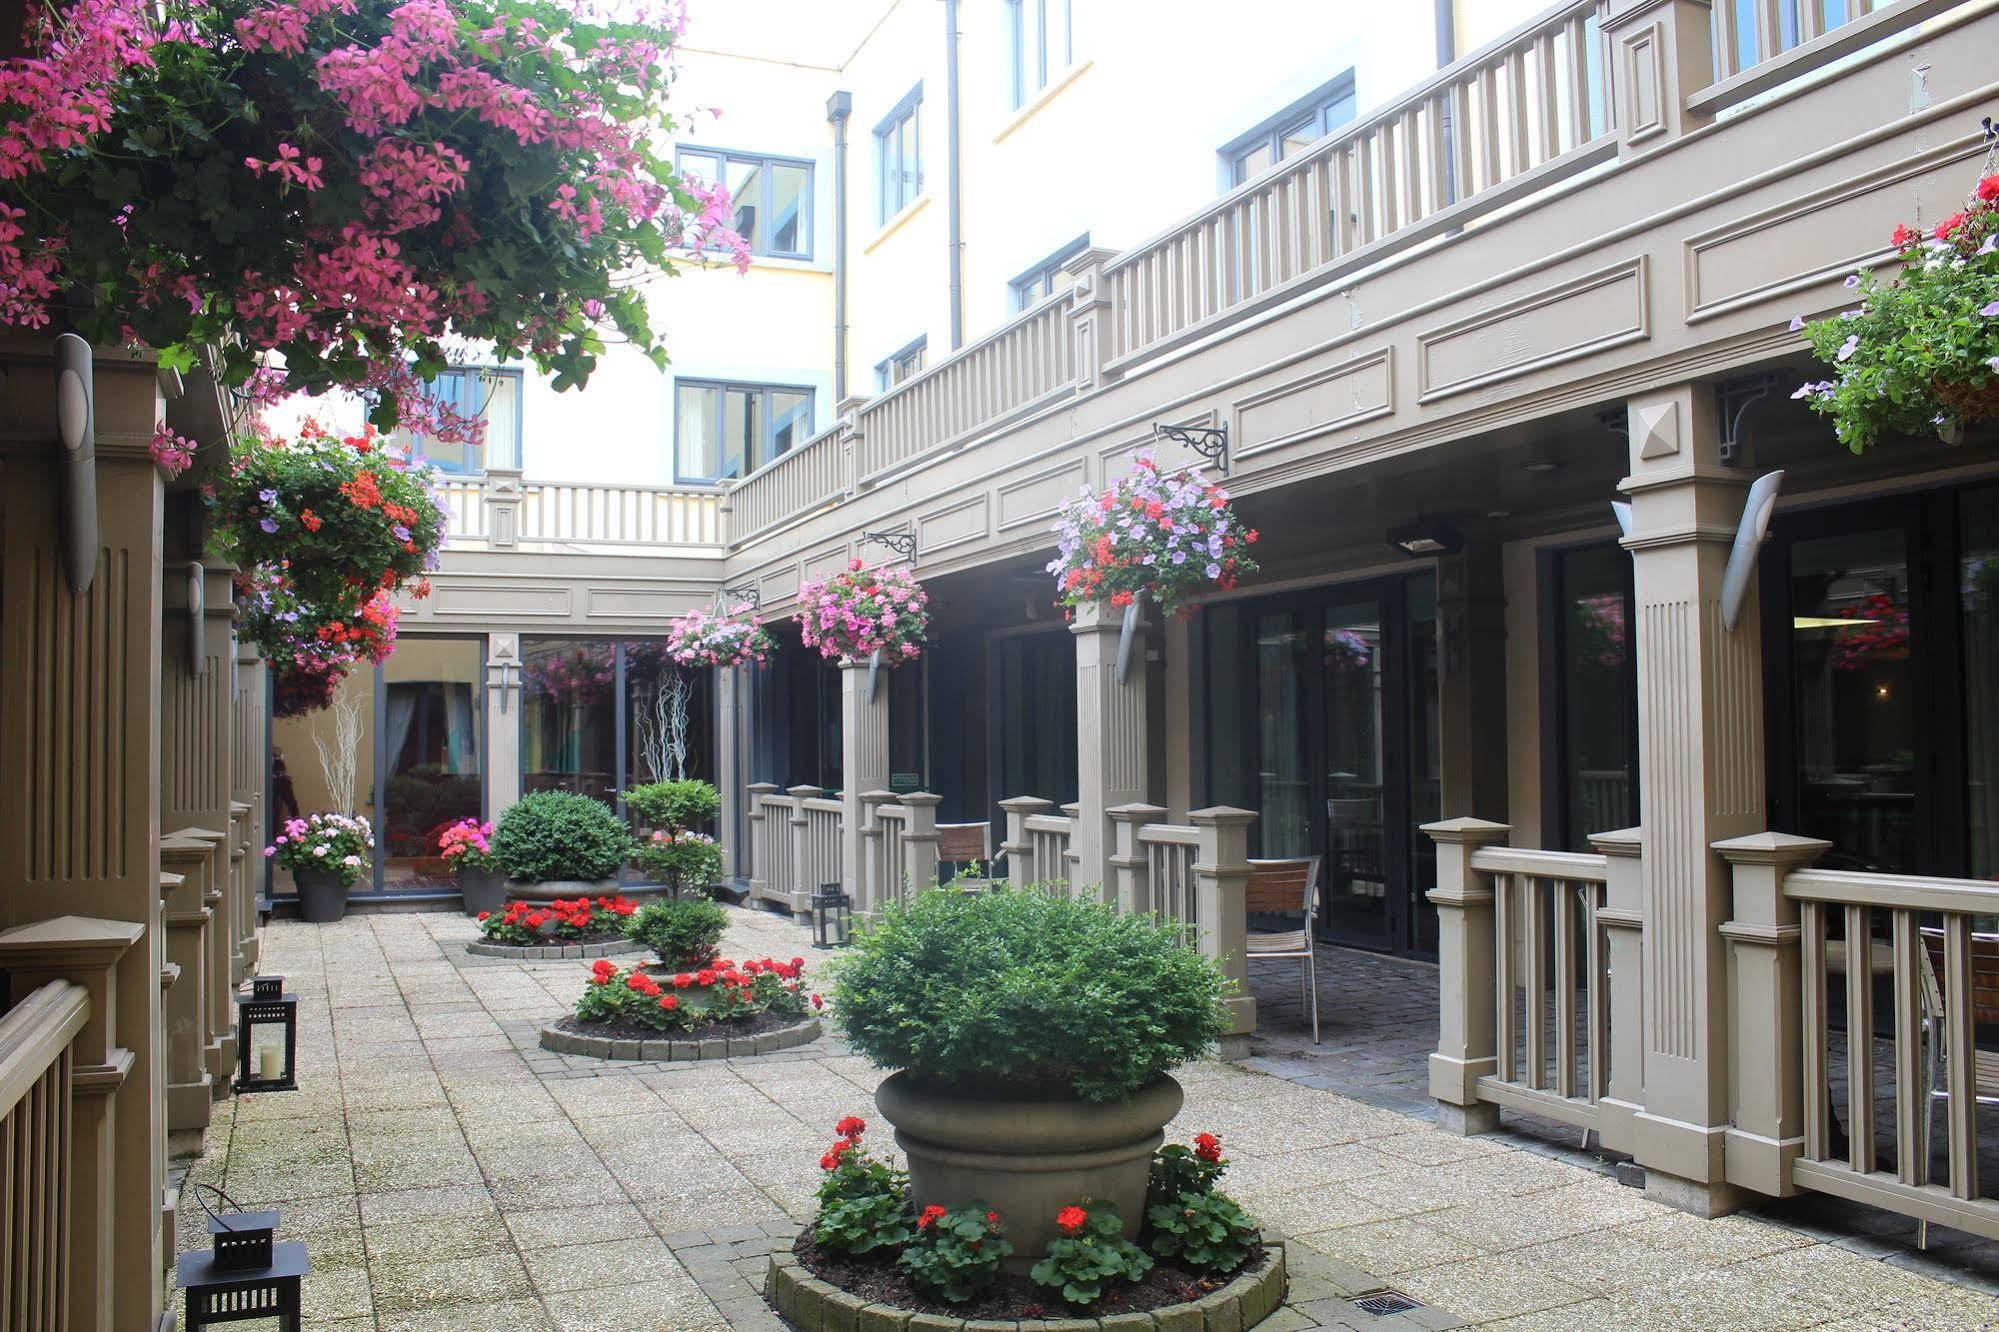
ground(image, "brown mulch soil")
xmin=551 ymin=1009 xmax=813 ymax=1044
xmin=793 ymin=1231 xmax=1258 ymax=1321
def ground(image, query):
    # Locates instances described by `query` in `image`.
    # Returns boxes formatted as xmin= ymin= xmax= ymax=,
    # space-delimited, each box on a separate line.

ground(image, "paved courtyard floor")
xmin=182 ymin=908 xmax=1999 ymax=1330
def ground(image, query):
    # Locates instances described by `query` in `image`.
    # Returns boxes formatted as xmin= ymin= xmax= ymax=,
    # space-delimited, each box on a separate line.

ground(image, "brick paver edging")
xmin=764 ymin=1231 xmax=1287 ymax=1331
xmin=466 ymin=937 xmax=645 ymax=960
xmin=538 ymin=1015 xmax=823 ymax=1061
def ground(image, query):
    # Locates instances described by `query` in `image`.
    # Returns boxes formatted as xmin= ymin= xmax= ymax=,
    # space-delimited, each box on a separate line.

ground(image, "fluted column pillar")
xmin=1073 ymin=599 xmax=1150 ymax=902
xmin=839 ymin=662 xmax=890 ymax=911
xmin=1620 ymin=382 xmax=1768 ymax=1216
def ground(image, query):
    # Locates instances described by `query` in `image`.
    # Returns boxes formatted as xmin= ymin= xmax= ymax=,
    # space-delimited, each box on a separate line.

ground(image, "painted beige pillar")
xmin=0 ymin=916 xmax=144 ymax=1332
xmin=482 ymin=467 xmax=524 ymax=548
xmin=1191 ymin=807 xmax=1257 ymax=1055
xmin=744 ymin=781 xmax=781 ymax=905
xmin=1073 ymin=599 xmax=1149 ymax=902
xmin=485 ymin=631 xmax=523 ymax=815
xmin=999 ymin=795 xmax=1053 ymax=885
xmin=1437 ymin=539 xmax=1510 ymax=821
xmin=1109 ymin=803 xmax=1167 ymax=914
xmin=1425 ymin=817 xmax=1510 ymax=1135
xmin=1063 ymin=246 xmax=1123 ymax=391
xmin=839 ymin=661 xmax=890 ymax=908
xmin=1590 ymin=827 xmax=1646 ymax=1156
xmin=0 ymin=340 xmax=170 ymax=1332
xmin=715 ymin=664 xmax=743 ymax=882
xmin=1714 ymin=832 xmax=1829 ymax=1199
xmin=231 ymin=638 xmax=266 ymax=973
xmin=898 ymin=791 xmax=943 ymax=894
xmin=1601 ymin=0 xmax=1715 ymax=157
xmin=157 ymin=838 xmax=212 ymax=1136
xmin=1620 ymin=383 xmax=1767 ymax=1216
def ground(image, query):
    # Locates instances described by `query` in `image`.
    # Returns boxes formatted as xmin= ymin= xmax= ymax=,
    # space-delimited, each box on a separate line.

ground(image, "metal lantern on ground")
xmin=811 ymin=883 xmax=852 ymax=949
xmin=234 ymin=975 xmax=298 ymax=1093
xmin=178 ymin=1186 xmax=308 ymax=1330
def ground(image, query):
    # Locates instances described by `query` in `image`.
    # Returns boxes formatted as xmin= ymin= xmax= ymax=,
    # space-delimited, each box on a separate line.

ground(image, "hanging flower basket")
xmin=523 ymin=642 xmax=617 ymax=706
xmin=665 ymin=602 xmax=775 ymax=669
xmin=1047 ymin=450 xmax=1259 ymax=619
xmin=797 ymin=561 xmax=930 ymax=666
xmin=0 ymin=0 xmax=746 ymax=426
xmin=1794 ymin=165 xmax=1999 ymax=449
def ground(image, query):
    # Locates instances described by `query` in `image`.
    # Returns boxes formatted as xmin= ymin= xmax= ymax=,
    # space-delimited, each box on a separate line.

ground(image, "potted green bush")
xmin=624 ymin=897 xmax=728 ymax=968
xmin=492 ymin=792 xmax=631 ymax=901
xmin=830 ymin=887 xmax=1229 ymax=1266
xmin=264 ymin=814 xmax=374 ymax=923
xmin=626 ymin=779 xmax=725 ymax=897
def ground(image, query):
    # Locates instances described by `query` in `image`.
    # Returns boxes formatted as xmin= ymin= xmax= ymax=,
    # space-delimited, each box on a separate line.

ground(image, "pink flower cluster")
xmin=149 ymin=424 xmax=198 ymax=479
xmin=796 ymin=559 xmax=930 ymax=666
xmin=664 ymin=603 xmax=774 ymax=669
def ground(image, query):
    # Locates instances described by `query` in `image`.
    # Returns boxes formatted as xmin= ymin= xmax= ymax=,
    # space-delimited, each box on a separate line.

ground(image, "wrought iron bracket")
xmin=861 ymin=529 xmax=918 ymax=562
xmin=1716 ymin=373 xmax=1778 ymax=467
xmin=719 ymin=583 xmax=762 ymax=609
xmin=1155 ymin=422 xmax=1229 ymax=473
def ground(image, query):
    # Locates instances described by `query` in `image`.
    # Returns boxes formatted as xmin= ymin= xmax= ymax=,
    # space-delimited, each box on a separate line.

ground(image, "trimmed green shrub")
xmin=624 ymin=779 xmax=720 ymax=833
xmin=624 ymin=897 xmax=728 ymax=967
xmin=490 ymin=792 xmax=630 ymax=884
xmin=828 ymin=887 xmax=1230 ymax=1102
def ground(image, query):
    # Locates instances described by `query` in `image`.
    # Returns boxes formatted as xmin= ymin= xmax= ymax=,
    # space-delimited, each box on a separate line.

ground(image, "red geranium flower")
xmin=810 ymin=994 xmax=824 ymax=1010
xmin=918 ymin=1204 xmax=947 ymax=1230
xmin=1194 ymin=1132 xmax=1223 ymax=1163
xmin=984 ymin=1210 xmax=1000 ymax=1227
xmin=658 ymin=994 xmax=678 ymax=1011
xmin=1055 ymin=1205 xmax=1089 ymax=1235
xmin=835 ymin=1116 xmax=866 ymax=1140
xmin=1978 ymin=175 xmax=1999 ymax=203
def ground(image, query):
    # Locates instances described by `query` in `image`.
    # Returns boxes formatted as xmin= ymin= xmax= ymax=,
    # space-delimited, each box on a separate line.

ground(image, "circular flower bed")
xmin=538 ymin=956 xmax=823 ymax=1060
xmin=469 ymin=895 xmax=640 ymax=957
xmin=767 ymin=1119 xmax=1281 ymax=1326
xmin=665 ymin=602 xmax=774 ymax=669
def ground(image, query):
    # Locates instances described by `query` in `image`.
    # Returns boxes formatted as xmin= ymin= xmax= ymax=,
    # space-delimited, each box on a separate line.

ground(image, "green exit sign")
xmin=890 ymin=772 xmax=922 ymax=793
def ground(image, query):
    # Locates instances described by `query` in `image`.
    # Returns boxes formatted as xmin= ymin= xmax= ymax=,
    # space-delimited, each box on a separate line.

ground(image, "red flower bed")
xmin=477 ymin=894 xmax=636 ymax=946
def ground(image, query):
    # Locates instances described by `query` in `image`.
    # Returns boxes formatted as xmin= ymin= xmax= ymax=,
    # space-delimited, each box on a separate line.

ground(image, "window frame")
xmin=874 ymin=83 xmax=924 ymax=225
xmin=1007 ymin=232 xmax=1091 ymax=312
xmin=405 ymin=365 xmax=523 ymax=474
xmin=1219 ymin=70 xmax=1358 ymax=188
xmin=673 ymin=144 xmax=815 ymax=261
xmin=672 ymin=377 xmax=817 ymax=485
xmin=1005 ymin=0 xmax=1074 ymax=111
xmin=875 ymin=336 xmax=928 ymax=391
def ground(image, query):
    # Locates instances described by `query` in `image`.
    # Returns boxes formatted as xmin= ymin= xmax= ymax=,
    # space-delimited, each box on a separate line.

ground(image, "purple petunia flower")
xmin=258 ymin=487 xmax=278 ymax=503
xmin=1979 ymin=300 xmax=1999 ymax=317
xmin=1844 ymin=274 xmax=1860 ymax=288
xmin=1787 ymin=316 xmax=1805 ymax=332
xmin=259 ymin=517 xmax=279 ymax=534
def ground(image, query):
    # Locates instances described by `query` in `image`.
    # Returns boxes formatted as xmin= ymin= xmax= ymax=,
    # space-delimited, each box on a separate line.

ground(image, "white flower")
xmin=342 ymin=855 xmax=362 ymax=867
xmin=312 ymin=845 xmax=329 ymax=857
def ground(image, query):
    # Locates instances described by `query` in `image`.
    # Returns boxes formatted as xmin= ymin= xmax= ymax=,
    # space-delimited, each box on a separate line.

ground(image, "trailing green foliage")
xmin=490 ymin=791 xmax=630 ymax=883
xmin=829 ymin=887 xmax=1230 ymax=1102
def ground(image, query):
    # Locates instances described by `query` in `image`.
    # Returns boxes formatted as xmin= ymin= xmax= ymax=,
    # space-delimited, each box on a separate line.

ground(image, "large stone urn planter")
xmin=504 ymin=878 xmax=619 ymax=903
xmin=293 ymin=868 xmax=349 ymax=924
xmin=875 ymin=1071 xmax=1183 ymax=1268
xmin=459 ymin=867 xmax=506 ymax=916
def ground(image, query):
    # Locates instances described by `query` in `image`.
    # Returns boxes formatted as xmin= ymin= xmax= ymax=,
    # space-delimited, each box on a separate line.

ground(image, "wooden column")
xmin=898 ymin=792 xmax=942 ymax=895
xmin=839 ymin=661 xmax=890 ymax=908
xmin=1191 ymin=807 xmax=1257 ymax=1055
xmin=1424 ymin=817 xmax=1510 ymax=1135
xmin=484 ymin=631 xmax=523 ymax=814
xmin=1073 ymin=599 xmax=1150 ymax=904
xmin=1590 ymin=827 xmax=1646 ymax=1156
xmin=233 ymin=642 xmax=267 ymax=973
xmin=1621 ymin=383 xmax=1767 ymax=1216
xmin=1601 ymin=0 xmax=1716 ymax=157
xmin=157 ymin=838 xmax=212 ymax=1136
xmin=0 ymin=339 xmax=170 ymax=1332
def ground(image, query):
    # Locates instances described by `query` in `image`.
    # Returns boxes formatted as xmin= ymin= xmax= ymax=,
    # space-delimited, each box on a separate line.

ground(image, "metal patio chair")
xmin=1244 ymin=857 xmax=1322 ymax=1043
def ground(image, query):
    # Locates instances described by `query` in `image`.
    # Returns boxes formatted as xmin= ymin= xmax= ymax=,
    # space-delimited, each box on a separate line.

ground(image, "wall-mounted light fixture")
xmin=485 ymin=643 xmax=523 ymax=715
xmin=1387 ymin=518 xmax=1463 ymax=558
xmin=183 ymin=561 xmax=206 ymax=676
xmin=1720 ymin=470 xmax=1785 ymax=630
xmin=54 ymin=333 xmax=98 ymax=594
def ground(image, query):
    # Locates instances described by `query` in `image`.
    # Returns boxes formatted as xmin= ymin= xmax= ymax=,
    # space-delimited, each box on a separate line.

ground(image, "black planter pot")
xmin=458 ymin=867 xmax=506 ymax=917
xmin=293 ymin=867 xmax=349 ymax=924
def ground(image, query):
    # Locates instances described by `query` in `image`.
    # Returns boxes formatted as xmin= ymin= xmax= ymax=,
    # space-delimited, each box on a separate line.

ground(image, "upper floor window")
xmin=1006 ymin=0 xmax=1074 ymax=111
xmin=875 ymin=85 xmax=923 ymax=223
xmin=1008 ymin=233 xmax=1090 ymax=312
xmin=1221 ymin=72 xmax=1356 ymax=187
xmin=676 ymin=147 xmax=813 ymax=260
xmin=397 ymin=366 xmax=522 ymax=473
xmin=877 ymin=337 xmax=927 ymax=390
xmin=674 ymin=379 xmax=815 ymax=484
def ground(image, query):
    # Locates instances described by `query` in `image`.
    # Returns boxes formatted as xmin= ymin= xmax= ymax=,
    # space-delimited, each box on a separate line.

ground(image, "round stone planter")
xmin=505 ymin=878 xmax=620 ymax=903
xmin=458 ymin=867 xmax=506 ymax=917
xmin=765 ymin=1229 xmax=1287 ymax=1331
xmin=293 ymin=867 xmax=349 ymax=924
xmin=875 ymin=1071 xmax=1184 ymax=1269
xmin=538 ymin=1016 xmax=820 ymax=1061
xmin=465 ymin=936 xmax=644 ymax=961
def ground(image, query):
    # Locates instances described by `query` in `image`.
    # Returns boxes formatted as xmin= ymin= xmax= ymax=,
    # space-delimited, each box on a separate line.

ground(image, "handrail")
xmin=1783 ymin=866 xmax=1999 ymax=915
xmin=0 ymin=980 xmax=87 ymax=1115
xmin=1468 ymin=845 xmax=1610 ymax=881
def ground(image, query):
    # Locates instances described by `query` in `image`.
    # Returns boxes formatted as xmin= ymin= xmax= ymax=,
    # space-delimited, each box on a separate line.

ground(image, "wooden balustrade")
xmin=725 ymin=424 xmax=848 ymax=545
xmin=999 ymin=797 xmax=1071 ymax=892
xmin=1697 ymin=0 xmax=1961 ymax=112
xmin=744 ymin=784 xmax=845 ymax=916
xmin=853 ymin=296 xmax=1077 ymax=486
xmin=0 ymin=916 xmax=144 ymax=1332
xmin=858 ymin=792 xmax=943 ymax=912
xmin=440 ymin=473 xmax=726 ymax=549
xmin=1718 ymin=834 xmax=1999 ymax=1240
xmin=1425 ymin=818 xmax=1620 ymax=1139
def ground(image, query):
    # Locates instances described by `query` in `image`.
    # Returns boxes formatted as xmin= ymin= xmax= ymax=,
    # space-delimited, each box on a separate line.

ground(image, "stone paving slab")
xmin=173 ymin=907 xmax=1999 ymax=1331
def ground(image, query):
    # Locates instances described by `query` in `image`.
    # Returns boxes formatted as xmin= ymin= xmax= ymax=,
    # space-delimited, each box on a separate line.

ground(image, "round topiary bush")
xmin=830 ymin=887 xmax=1229 ymax=1103
xmin=491 ymin=792 xmax=631 ymax=884
xmin=625 ymin=897 xmax=728 ymax=967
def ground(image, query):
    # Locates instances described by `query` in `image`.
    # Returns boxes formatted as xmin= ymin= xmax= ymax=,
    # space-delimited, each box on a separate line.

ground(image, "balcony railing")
xmin=440 ymin=472 xmax=726 ymax=551
xmin=726 ymin=425 xmax=847 ymax=546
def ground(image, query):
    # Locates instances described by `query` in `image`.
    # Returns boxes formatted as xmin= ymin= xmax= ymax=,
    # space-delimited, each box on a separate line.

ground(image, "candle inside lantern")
xmin=257 ymin=1044 xmax=283 ymax=1081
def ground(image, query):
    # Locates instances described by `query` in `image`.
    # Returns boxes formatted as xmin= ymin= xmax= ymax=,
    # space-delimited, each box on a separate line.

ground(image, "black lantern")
xmin=810 ymin=884 xmax=851 ymax=949
xmin=178 ymin=1187 xmax=308 ymax=1330
xmin=234 ymin=976 xmax=297 ymax=1093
